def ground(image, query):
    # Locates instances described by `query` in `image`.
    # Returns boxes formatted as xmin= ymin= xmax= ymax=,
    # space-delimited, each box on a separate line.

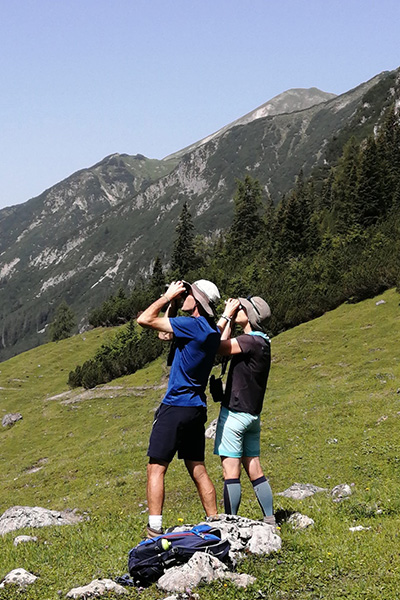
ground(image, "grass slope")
xmin=0 ymin=290 xmax=399 ymax=599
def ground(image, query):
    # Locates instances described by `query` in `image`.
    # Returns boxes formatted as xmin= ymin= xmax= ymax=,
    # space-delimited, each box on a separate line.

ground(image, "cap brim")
xmin=238 ymin=297 xmax=264 ymax=331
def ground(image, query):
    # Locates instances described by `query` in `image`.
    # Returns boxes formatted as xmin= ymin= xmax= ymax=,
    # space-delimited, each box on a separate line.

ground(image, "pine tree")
xmin=332 ymin=137 xmax=361 ymax=233
xmin=226 ymin=175 xmax=264 ymax=259
xmin=170 ymin=202 xmax=195 ymax=278
xmin=279 ymin=190 xmax=306 ymax=256
xmin=49 ymin=301 xmax=76 ymax=342
xmin=357 ymin=136 xmax=384 ymax=226
xmin=150 ymin=256 xmax=165 ymax=300
xmin=377 ymin=104 xmax=400 ymax=211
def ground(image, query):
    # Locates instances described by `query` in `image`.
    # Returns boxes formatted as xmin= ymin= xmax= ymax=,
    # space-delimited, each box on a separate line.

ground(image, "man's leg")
xmin=221 ymin=456 xmax=242 ymax=515
xmin=147 ymin=458 xmax=169 ymax=535
xmin=184 ymin=460 xmax=218 ymax=517
xmin=242 ymin=456 xmax=274 ymax=519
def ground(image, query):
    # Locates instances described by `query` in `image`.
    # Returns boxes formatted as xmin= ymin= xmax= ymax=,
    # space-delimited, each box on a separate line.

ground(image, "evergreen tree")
xmin=170 ymin=202 xmax=195 ymax=278
xmin=279 ymin=190 xmax=307 ymax=256
xmin=332 ymin=137 xmax=361 ymax=233
xmin=49 ymin=301 xmax=76 ymax=342
xmin=150 ymin=256 xmax=165 ymax=300
xmin=377 ymin=104 xmax=400 ymax=210
xmin=226 ymin=175 xmax=264 ymax=259
xmin=357 ymin=136 xmax=384 ymax=226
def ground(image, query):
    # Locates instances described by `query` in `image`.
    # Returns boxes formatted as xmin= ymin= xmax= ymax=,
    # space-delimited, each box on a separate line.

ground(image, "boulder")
xmin=205 ymin=418 xmax=218 ymax=439
xmin=2 ymin=412 xmax=23 ymax=427
xmin=171 ymin=514 xmax=281 ymax=561
xmin=13 ymin=534 xmax=38 ymax=546
xmin=0 ymin=506 xmax=83 ymax=535
xmin=66 ymin=579 xmax=127 ymax=598
xmin=287 ymin=512 xmax=315 ymax=529
xmin=331 ymin=483 xmax=352 ymax=502
xmin=0 ymin=568 xmax=37 ymax=588
xmin=277 ymin=483 xmax=327 ymax=499
xmin=157 ymin=552 xmax=228 ymax=592
xmin=245 ymin=524 xmax=281 ymax=554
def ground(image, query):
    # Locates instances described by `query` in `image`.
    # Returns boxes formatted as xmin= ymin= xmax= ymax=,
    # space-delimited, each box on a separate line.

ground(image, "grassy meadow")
xmin=0 ymin=289 xmax=400 ymax=599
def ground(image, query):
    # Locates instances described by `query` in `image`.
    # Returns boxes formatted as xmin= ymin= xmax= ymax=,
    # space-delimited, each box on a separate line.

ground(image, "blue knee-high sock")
xmin=252 ymin=475 xmax=273 ymax=517
xmin=223 ymin=478 xmax=241 ymax=515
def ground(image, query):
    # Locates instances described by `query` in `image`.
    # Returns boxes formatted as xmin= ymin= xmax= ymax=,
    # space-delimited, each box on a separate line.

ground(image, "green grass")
xmin=1 ymin=290 xmax=400 ymax=598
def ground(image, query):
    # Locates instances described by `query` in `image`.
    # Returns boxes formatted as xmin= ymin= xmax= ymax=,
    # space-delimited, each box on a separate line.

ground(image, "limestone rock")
xmin=13 ymin=534 xmax=38 ymax=546
xmin=205 ymin=418 xmax=217 ymax=439
xmin=222 ymin=572 xmax=257 ymax=587
xmin=157 ymin=552 xmax=227 ymax=592
xmin=331 ymin=483 xmax=352 ymax=502
xmin=198 ymin=514 xmax=281 ymax=558
xmin=277 ymin=482 xmax=327 ymax=499
xmin=2 ymin=412 xmax=23 ymax=427
xmin=287 ymin=512 xmax=315 ymax=529
xmin=66 ymin=578 xmax=127 ymax=598
xmin=349 ymin=525 xmax=371 ymax=532
xmin=245 ymin=524 xmax=281 ymax=554
xmin=0 ymin=506 xmax=84 ymax=535
xmin=0 ymin=568 xmax=37 ymax=588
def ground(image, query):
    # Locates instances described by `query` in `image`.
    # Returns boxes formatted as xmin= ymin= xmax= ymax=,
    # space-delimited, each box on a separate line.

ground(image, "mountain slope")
xmin=0 ymin=289 xmax=399 ymax=599
xmin=0 ymin=68 xmax=399 ymax=361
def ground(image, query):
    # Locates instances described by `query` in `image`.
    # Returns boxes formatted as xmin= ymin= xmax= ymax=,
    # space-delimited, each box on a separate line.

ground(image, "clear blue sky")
xmin=1 ymin=0 xmax=399 ymax=210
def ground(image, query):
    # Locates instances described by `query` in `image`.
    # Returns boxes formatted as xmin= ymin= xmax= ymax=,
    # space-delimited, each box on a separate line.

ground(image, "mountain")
xmin=1 ymin=68 xmax=399 ymax=361
xmin=165 ymin=87 xmax=337 ymax=160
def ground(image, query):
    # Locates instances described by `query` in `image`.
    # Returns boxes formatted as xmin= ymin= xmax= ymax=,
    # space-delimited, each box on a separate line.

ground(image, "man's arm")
xmin=137 ymin=281 xmax=186 ymax=333
xmin=158 ymin=299 xmax=179 ymax=341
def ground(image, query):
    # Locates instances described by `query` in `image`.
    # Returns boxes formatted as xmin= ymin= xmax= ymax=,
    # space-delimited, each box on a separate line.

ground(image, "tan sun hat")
xmin=238 ymin=295 xmax=271 ymax=331
xmin=190 ymin=279 xmax=220 ymax=317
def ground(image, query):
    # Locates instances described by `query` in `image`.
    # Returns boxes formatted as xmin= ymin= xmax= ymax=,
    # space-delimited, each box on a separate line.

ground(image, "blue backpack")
xmin=127 ymin=524 xmax=230 ymax=586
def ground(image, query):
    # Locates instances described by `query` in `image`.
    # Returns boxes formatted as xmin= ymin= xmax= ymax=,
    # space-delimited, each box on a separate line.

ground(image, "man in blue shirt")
xmin=137 ymin=279 xmax=221 ymax=537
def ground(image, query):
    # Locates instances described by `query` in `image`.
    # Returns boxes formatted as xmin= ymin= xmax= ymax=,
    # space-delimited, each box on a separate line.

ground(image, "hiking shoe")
xmin=262 ymin=515 xmax=277 ymax=527
xmin=205 ymin=514 xmax=220 ymax=523
xmin=146 ymin=524 xmax=164 ymax=539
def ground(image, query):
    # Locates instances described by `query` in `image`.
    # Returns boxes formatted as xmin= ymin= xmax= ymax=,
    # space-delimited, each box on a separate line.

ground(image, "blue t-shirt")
xmin=162 ymin=316 xmax=221 ymax=408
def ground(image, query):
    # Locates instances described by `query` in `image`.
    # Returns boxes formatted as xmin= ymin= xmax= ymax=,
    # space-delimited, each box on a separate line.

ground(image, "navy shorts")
xmin=147 ymin=403 xmax=207 ymax=463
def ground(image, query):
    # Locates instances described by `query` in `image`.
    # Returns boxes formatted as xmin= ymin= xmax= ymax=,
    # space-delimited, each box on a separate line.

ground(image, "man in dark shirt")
xmin=138 ymin=279 xmax=221 ymax=537
xmin=214 ymin=295 xmax=275 ymax=524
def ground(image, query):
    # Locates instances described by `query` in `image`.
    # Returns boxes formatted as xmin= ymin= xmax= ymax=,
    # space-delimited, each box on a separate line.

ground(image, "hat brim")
xmin=191 ymin=283 xmax=216 ymax=317
xmin=238 ymin=297 xmax=264 ymax=331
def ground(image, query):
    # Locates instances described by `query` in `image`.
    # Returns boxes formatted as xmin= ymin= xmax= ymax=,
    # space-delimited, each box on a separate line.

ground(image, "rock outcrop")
xmin=0 ymin=506 xmax=84 ymax=535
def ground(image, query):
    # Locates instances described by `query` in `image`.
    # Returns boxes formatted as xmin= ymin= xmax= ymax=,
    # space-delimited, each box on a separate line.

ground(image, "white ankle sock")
xmin=148 ymin=515 xmax=163 ymax=530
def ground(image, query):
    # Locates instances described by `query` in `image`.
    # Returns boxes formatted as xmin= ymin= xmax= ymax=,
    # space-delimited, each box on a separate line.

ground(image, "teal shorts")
xmin=214 ymin=405 xmax=261 ymax=458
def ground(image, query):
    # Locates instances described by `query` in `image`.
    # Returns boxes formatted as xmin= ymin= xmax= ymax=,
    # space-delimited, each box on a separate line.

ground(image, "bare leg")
xmin=221 ymin=456 xmax=241 ymax=479
xmin=185 ymin=460 xmax=218 ymax=517
xmin=220 ymin=456 xmax=242 ymax=514
xmin=242 ymin=456 xmax=264 ymax=480
xmin=147 ymin=458 xmax=169 ymax=515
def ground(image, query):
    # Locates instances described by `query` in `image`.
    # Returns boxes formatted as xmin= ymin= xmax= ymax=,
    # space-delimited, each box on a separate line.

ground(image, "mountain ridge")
xmin=0 ymin=67 xmax=399 ymax=360
xmin=164 ymin=87 xmax=337 ymax=160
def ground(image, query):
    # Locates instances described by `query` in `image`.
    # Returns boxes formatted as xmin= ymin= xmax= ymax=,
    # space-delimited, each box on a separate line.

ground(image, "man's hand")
xmin=164 ymin=280 xmax=187 ymax=302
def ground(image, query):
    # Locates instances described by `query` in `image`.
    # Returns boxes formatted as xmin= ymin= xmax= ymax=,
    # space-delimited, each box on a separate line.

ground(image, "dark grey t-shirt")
xmin=222 ymin=333 xmax=271 ymax=416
